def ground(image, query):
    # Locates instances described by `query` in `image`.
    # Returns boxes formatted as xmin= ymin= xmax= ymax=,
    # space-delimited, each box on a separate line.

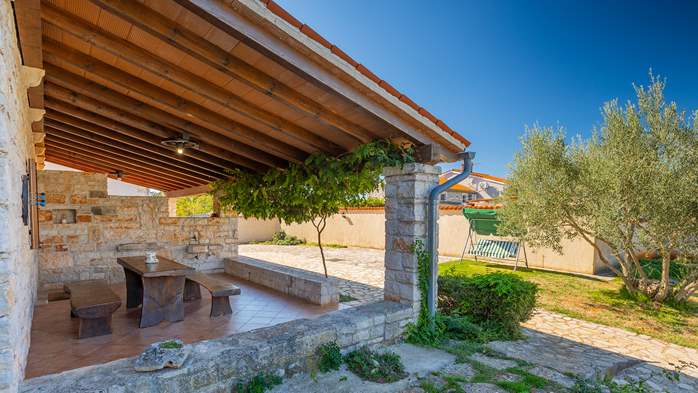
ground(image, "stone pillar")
xmin=383 ymin=163 xmax=440 ymax=313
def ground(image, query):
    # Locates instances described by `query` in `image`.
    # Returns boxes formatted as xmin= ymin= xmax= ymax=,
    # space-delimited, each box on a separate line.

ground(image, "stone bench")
xmin=184 ymin=272 xmax=241 ymax=317
xmin=225 ymin=256 xmax=338 ymax=305
xmin=64 ymin=280 xmax=121 ymax=339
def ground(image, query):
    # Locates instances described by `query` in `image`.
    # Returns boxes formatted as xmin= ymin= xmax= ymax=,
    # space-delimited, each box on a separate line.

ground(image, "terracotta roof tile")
xmin=399 ymin=95 xmax=419 ymax=111
xmin=262 ymin=1 xmax=471 ymax=147
xmin=355 ymin=64 xmax=381 ymax=84
xmin=330 ymin=45 xmax=359 ymax=67
xmin=378 ymin=80 xmax=400 ymax=97
xmin=267 ymin=1 xmax=302 ymax=29
xmin=300 ymin=24 xmax=332 ymax=49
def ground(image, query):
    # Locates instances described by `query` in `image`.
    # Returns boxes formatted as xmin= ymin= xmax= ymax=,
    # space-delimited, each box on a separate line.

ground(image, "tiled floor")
xmin=25 ymin=274 xmax=337 ymax=379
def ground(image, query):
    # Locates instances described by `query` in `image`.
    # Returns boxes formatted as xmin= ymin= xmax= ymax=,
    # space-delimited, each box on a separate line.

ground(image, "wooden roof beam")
xmin=45 ymin=129 xmax=215 ymax=185
xmin=42 ymin=43 xmax=304 ymax=163
xmin=45 ymin=140 xmax=200 ymax=189
xmin=178 ymin=0 xmax=468 ymax=154
xmin=45 ymin=155 xmax=175 ymax=191
xmin=43 ymin=70 xmax=284 ymax=168
xmin=45 ymin=117 xmax=226 ymax=179
xmin=45 ymin=152 xmax=179 ymax=191
xmin=90 ymin=0 xmax=376 ymax=145
xmin=45 ymin=106 xmax=237 ymax=176
xmin=165 ymin=185 xmax=214 ymax=198
xmin=41 ymin=4 xmax=344 ymax=154
xmin=44 ymin=89 xmax=266 ymax=172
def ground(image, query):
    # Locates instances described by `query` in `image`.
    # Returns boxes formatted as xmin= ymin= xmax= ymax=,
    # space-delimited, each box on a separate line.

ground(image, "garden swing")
xmin=459 ymin=208 xmax=529 ymax=270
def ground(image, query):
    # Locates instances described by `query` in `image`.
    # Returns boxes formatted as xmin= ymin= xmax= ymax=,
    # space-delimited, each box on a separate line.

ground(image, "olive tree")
xmin=212 ymin=140 xmax=413 ymax=277
xmin=498 ymin=76 xmax=698 ymax=303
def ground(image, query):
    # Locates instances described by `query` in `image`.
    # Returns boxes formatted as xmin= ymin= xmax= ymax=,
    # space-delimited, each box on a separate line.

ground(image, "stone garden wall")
xmin=20 ymin=301 xmax=413 ymax=393
xmin=0 ymin=2 xmax=41 ymax=391
xmin=37 ymin=171 xmax=238 ymax=291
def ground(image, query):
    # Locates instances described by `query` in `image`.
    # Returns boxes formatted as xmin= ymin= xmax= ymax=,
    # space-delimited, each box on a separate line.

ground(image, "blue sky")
xmin=276 ymin=0 xmax=698 ymax=177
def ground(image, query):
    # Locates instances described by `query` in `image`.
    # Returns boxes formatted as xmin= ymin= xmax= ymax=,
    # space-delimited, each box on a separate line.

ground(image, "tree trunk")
xmin=654 ymin=252 xmax=672 ymax=302
xmin=312 ymin=216 xmax=328 ymax=278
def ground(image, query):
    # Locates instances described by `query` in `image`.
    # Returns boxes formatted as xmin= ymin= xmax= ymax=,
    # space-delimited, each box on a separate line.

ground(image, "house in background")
xmin=439 ymin=169 xmax=510 ymax=205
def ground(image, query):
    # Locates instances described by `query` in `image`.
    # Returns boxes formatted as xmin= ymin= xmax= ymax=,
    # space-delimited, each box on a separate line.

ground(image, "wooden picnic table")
xmin=117 ymin=256 xmax=194 ymax=328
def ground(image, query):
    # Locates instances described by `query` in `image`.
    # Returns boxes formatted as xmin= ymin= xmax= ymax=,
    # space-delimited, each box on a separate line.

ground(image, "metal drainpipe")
xmin=426 ymin=151 xmax=475 ymax=318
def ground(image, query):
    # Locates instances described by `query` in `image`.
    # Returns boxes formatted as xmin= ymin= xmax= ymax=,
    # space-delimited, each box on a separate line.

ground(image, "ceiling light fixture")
xmin=114 ymin=170 xmax=124 ymax=181
xmin=161 ymin=133 xmax=199 ymax=155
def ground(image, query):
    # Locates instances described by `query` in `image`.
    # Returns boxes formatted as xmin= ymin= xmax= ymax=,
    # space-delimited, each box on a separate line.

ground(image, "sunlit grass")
xmin=439 ymin=259 xmax=698 ymax=349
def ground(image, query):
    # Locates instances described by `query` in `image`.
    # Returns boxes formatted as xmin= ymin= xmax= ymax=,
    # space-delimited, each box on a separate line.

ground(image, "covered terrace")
xmin=1 ymin=0 xmax=469 ymax=391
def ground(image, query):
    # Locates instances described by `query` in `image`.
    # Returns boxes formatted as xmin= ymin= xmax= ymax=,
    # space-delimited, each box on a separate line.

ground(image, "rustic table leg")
xmin=123 ymin=267 xmax=143 ymax=309
xmin=139 ymin=275 xmax=186 ymax=328
xmin=78 ymin=316 xmax=113 ymax=339
xmin=210 ymin=296 xmax=232 ymax=318
xmin=183 ymin=279 xmax=201 ymax=302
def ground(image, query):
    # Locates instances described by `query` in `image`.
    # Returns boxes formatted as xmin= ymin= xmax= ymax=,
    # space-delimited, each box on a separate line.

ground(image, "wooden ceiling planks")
xmin=35 ymin=0 xmax=460 ymax=193
xmin=44 ymin=117 xmax=226 ymax=179
xmin=42 ymin=3 xmax=345 ymax=154
xmin=43 ymin=93 xmax=265 ymax=171
xmin=89 ymin=0 xmax=377 ymax=145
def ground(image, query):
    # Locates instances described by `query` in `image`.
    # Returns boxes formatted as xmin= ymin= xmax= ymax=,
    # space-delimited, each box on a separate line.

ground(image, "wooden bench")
xmin=64 ymin=280 xmax=121 ymax=339
xmin=183 ymin=272 xmax=241 ymax=317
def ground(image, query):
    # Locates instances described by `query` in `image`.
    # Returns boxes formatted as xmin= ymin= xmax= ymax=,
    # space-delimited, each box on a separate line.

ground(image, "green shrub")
xmin=436 ymin=314 xmax=483 ymax=341
xmin=344 ymin=346 xmax=406 ymax=383
xmin=264 ymin=231 xmax=305 ymax=246
xmin=316 ymin=341 xmax=343 ymax=373
xmin=438 ymin=272 xmax=538 ymax=336
xmin=233 ymin=372 xmax=282 ymax=393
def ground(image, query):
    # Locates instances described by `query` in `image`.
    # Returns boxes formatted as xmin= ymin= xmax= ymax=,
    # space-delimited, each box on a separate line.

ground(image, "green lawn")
xmin=439 ymin=259 xmax=698 ymax=349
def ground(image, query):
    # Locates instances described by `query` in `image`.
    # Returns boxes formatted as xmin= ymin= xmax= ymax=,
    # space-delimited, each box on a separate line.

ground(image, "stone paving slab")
xmin=521 ymin=310 xmax=698 ymax=380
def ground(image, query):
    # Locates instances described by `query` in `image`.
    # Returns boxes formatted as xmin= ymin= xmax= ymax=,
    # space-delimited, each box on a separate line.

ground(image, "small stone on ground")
xmin=527 ymin=366 xmax=576 ymax=388
xmin=469 ymin=353 xmax=517 ymax=370
xmin=463 ymin=383 xmax=508 ymax=392
xmin=388 ymin=343 xmax=456 ymax=378
xmin=134 ymin=339 xmax=190 ymax=372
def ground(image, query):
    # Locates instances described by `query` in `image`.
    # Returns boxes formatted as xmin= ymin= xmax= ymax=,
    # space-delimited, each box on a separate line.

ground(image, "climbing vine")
xmin=404 ymin=240 xmax=443 ymax=346
xmin=212 ymin=140 xmax=414 ymax=277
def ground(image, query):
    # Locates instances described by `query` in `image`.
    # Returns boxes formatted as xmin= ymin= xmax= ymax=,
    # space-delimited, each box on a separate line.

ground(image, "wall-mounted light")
xmin=161 ymin=133 xmax=199 ymax=155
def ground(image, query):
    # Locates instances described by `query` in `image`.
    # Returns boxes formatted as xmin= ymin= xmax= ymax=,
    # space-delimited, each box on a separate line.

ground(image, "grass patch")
xmin=158 ymin=340 xmax=182 ymax=349
xmin=315 ymin=342 xmax=343 ymax=373
xmin=439 ymin=259 xmax=698 ymax=348
xmin=500 ymin=367 xmax=549 ymax=392
xmin=233 ymin=372 xmax=282 ymax=393
xmin=344 ymin=346 xmax=407 ymax=383
xmin=419 ymin=379 xmax=440 ymax=393
xmin=339 ymin=293 xmax=358 ymax=303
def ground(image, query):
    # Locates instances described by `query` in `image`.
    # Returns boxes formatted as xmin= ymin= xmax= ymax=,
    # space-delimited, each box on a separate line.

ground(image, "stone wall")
xmin=37 ymin=171 xmax=238 ymax=291
xmin=282 ymin=207 xmax=609 ymax=275
xmin=0 ymin=2 xmax=40 ymax=391
xmin=20 ymin=301 xmax=413 ymax=393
